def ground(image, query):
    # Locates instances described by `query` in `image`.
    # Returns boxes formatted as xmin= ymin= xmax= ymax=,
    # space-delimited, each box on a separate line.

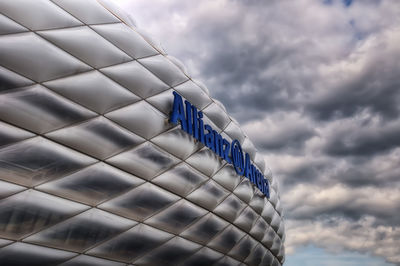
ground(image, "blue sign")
xmin=170 ymin=91 xmax=270 ymax=198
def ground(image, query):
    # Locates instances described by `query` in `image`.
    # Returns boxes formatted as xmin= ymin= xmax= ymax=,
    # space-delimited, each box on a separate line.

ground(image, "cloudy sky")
xmin=114 ymin=0 xmax=400 ymax=265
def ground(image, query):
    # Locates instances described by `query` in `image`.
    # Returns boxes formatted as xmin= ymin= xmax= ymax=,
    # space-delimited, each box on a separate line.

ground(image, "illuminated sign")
xmin=170 ymin=91 xmax=270 ymax=198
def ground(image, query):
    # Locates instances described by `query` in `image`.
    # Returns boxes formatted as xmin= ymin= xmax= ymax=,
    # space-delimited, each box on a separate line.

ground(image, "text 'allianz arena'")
xmin=0 ymin=0 xmax=285 ymax=265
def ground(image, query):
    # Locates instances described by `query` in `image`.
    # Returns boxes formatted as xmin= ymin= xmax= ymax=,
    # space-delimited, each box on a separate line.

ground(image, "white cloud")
xmin=114 ymin=0 xmax=400 ymax=264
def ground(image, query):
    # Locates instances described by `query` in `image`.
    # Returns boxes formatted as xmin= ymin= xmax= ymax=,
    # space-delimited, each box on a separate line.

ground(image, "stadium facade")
xmin=0 ymin=0 xmax=285 ymax=265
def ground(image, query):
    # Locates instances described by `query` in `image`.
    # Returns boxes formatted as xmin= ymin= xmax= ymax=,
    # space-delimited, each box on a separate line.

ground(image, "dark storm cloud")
xmin=306 ymin=44 xmax=400 ymax=121
xmin=323 ymin=119 xmax=400 ymax=156
xmin=117 ymin=0 xmax=400 ymax=264
xmin=243 ymin=113 xmax=317 ymax=153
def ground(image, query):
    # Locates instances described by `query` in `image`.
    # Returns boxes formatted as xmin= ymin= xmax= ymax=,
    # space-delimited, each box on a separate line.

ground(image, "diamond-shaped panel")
xmin=228 ymin=235 xmax=257 ymax=262
xmin=151 ymin=126 xmax=203 ymax=160
xmin=0 ymin=180 xmax=25 ymax=200
xmin=233 ymin=178 xmax=255 ymax=204
xmin=213 ymin=194 xmax=246 ymax=222
xmin=106 ymin=142 xmax=180 ymax=180
xmin=58 ymin=255 xmax=125 ymax=266
xmin=0 ymin=137 xmax=96 ymax=187
xmin=53 ymin=0 xmax=120 ymax=25
xmin=0 ymin=0 xmax=82 ymax=31
xmin=174 ymin=80 xmax=212 ymax=110
xmin=38 ymin=26 xmax=132 ymax=68
xmin=181 ymin=247 xmax=224 ymax=266
xmin=0 ymin=120 xmax=34 ymax=148
xmin=207 ymin=225 xmax=245 ymax=254
xmin=145 ymin=199 xmax=208 ymax=235
xmin=24 ymin=208 xmax=136 ymax=252
xmin=233 ymin=206 xmax=258 ymax=233
xmin=0 ymin=190 xmax=88 ymax=240
xmin=100 ymin=61 xmax=169 ymax=99
xmin=186 ymin=147 xmax=224 ymax=177
xmin=187 ymin=179 xmax=230 ymax=211
xmin=0 ymin=65 xmax=33 ymax=92
xmin=180 ymin=213 xmax=229 ymax=245
xmin=46 ymin=117 xmax=144 ymax=159
xmin=133 ymin=236 xmax=201 ymax=266
xmin=244 ymin=244 xmax=266 ymax=266
xmin=88 ymin=223 xmax=173 ymax=263
xmin=37 ymin=162 xmax=144 ymax=206
xmin=0 ymin=242 xmax=76 ymax=266
xmin=44 ymin=70 xmax=139 ymax=114
xmin=0 ymin=85 xmax=96 ymax=134
xmin=0 ymin=33 xmax=91 ymax=82
xmin=106 ymin=100 xmax=172 ymax=139
xmin=146 ymin=88 xmax=174 ymax=115
xmin=138 ymin=55 xmax=188 ymax=87
xmin=99 ymin=182 xmax=180 ymax=222
xmin=152 ymin=162 xmax=208 ymax=197
xmin=92 ymin=23 xmax=158 ymax=59
xmin=0 ymin=14 xmax=27 ymax=35
xmin=212 ymin=164 xmax=242 ymax=192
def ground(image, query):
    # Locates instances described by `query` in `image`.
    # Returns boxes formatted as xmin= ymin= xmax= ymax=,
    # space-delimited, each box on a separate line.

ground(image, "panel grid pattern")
xmin=0 ymin=0 xmax=284 ymax=265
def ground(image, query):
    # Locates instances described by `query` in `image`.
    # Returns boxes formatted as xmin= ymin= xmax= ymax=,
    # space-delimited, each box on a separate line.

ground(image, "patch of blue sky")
xmin=323 ymin=0 xmax=353 ymax=7
xmin=285 ymin=245 xmax=395 ymax=266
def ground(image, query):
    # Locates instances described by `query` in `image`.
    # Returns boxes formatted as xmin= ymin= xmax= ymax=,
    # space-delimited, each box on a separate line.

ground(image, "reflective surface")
xmin=0 ymin=0 xmax=284 ymax=265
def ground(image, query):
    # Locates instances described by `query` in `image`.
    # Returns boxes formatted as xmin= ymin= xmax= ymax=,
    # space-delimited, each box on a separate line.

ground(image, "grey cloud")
xmin=322 ymin=116 xmax=400 ymax=156
xmin=243 ymin=112 xmax=317 ymax=153
xmin=117 ymin=0 xmax=400 ymax=264
xmin=306 ymin=35 xmax=400 ymax=120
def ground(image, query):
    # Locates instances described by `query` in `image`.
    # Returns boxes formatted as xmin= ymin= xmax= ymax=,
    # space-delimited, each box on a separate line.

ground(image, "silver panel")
xmin=59 ymin=255 xmax=125 ymax=266
xmin=180 ymin=213 xmax=229 ymax=245
xmin=106 ymin=142 xmax=180 ymax=180
xmin=228 ymin=235 xmax=257 ymax=262
xmin=207 ymin=224 xmax=246 ymax=254
xmin=174 ymin=80 xmax=212 ymax=110
xmin=88 ymin=223 xmax=173 ymax=263
xmin=105 ymin=100 xmax=172 ymax=139
xmin=43 ymin=70 xmax=139 ymax=114
xmin=24 ymin=208 xmax=136 ymax=252
xmin=52 ymin=0 xmax=120 ymax=25
xmin=0 ymin=14 xmax=27 ymax=35
xmin=0 ymin=0 xmax=82 ymax=31
xmin=138 ymin=55 xmax=189 ymax=87
xmin=37 ymin=162 xmax=144 ymax=206
xmin=133 ymin=236 xmax=201 ymax=266
xmin=151 ymin=126 xmax=203 ymax=160
xmin=0 ymin=120 xmax=34 ymax=147
xmin=38 ymin=26 xmax=132 ymax=69
xmin=186 ymin=147 xmax=225 ymax=177
xmin=0 ymin=242 xmax=76 ymax=266
xmin=145 ymin=199 xmax=208 ymax=234
xmin=0 ymin=33 xmax=91 ymax=82
xmin=0 ymin=189 xmax=88 ymax=239
xmin=46 ymin=117 xmax=144 ymax=159
xmin=152 ymin=162 xmax=208 ymax=197
xmin=187 ymin=179 xmax=230 ymax=210
xmin=0 ymin=65 xmax=33 ymax=92
xmin=0 ymin=85 xmax=95 ymax=134
xmin=92 ymin=23 xmax=158 ymax=59
xmin=98 ymin=182 xmax=180 ymax=221
xmin=0 ymin=137 xmax=96 ymax=186
xmin=100 ymin=61 xmax=169 ymax=99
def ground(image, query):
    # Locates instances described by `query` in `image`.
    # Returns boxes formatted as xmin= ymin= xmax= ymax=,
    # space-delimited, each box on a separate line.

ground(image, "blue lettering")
xmin=205 ymin=125 xmax=214 ymax=151
xmin=185 ymin=100 xmax=193 ymax=135
xmin=170 ymin=91 xmax=187 ymax=131
xmin=170 ymin=91 xmax=270 ymax=198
